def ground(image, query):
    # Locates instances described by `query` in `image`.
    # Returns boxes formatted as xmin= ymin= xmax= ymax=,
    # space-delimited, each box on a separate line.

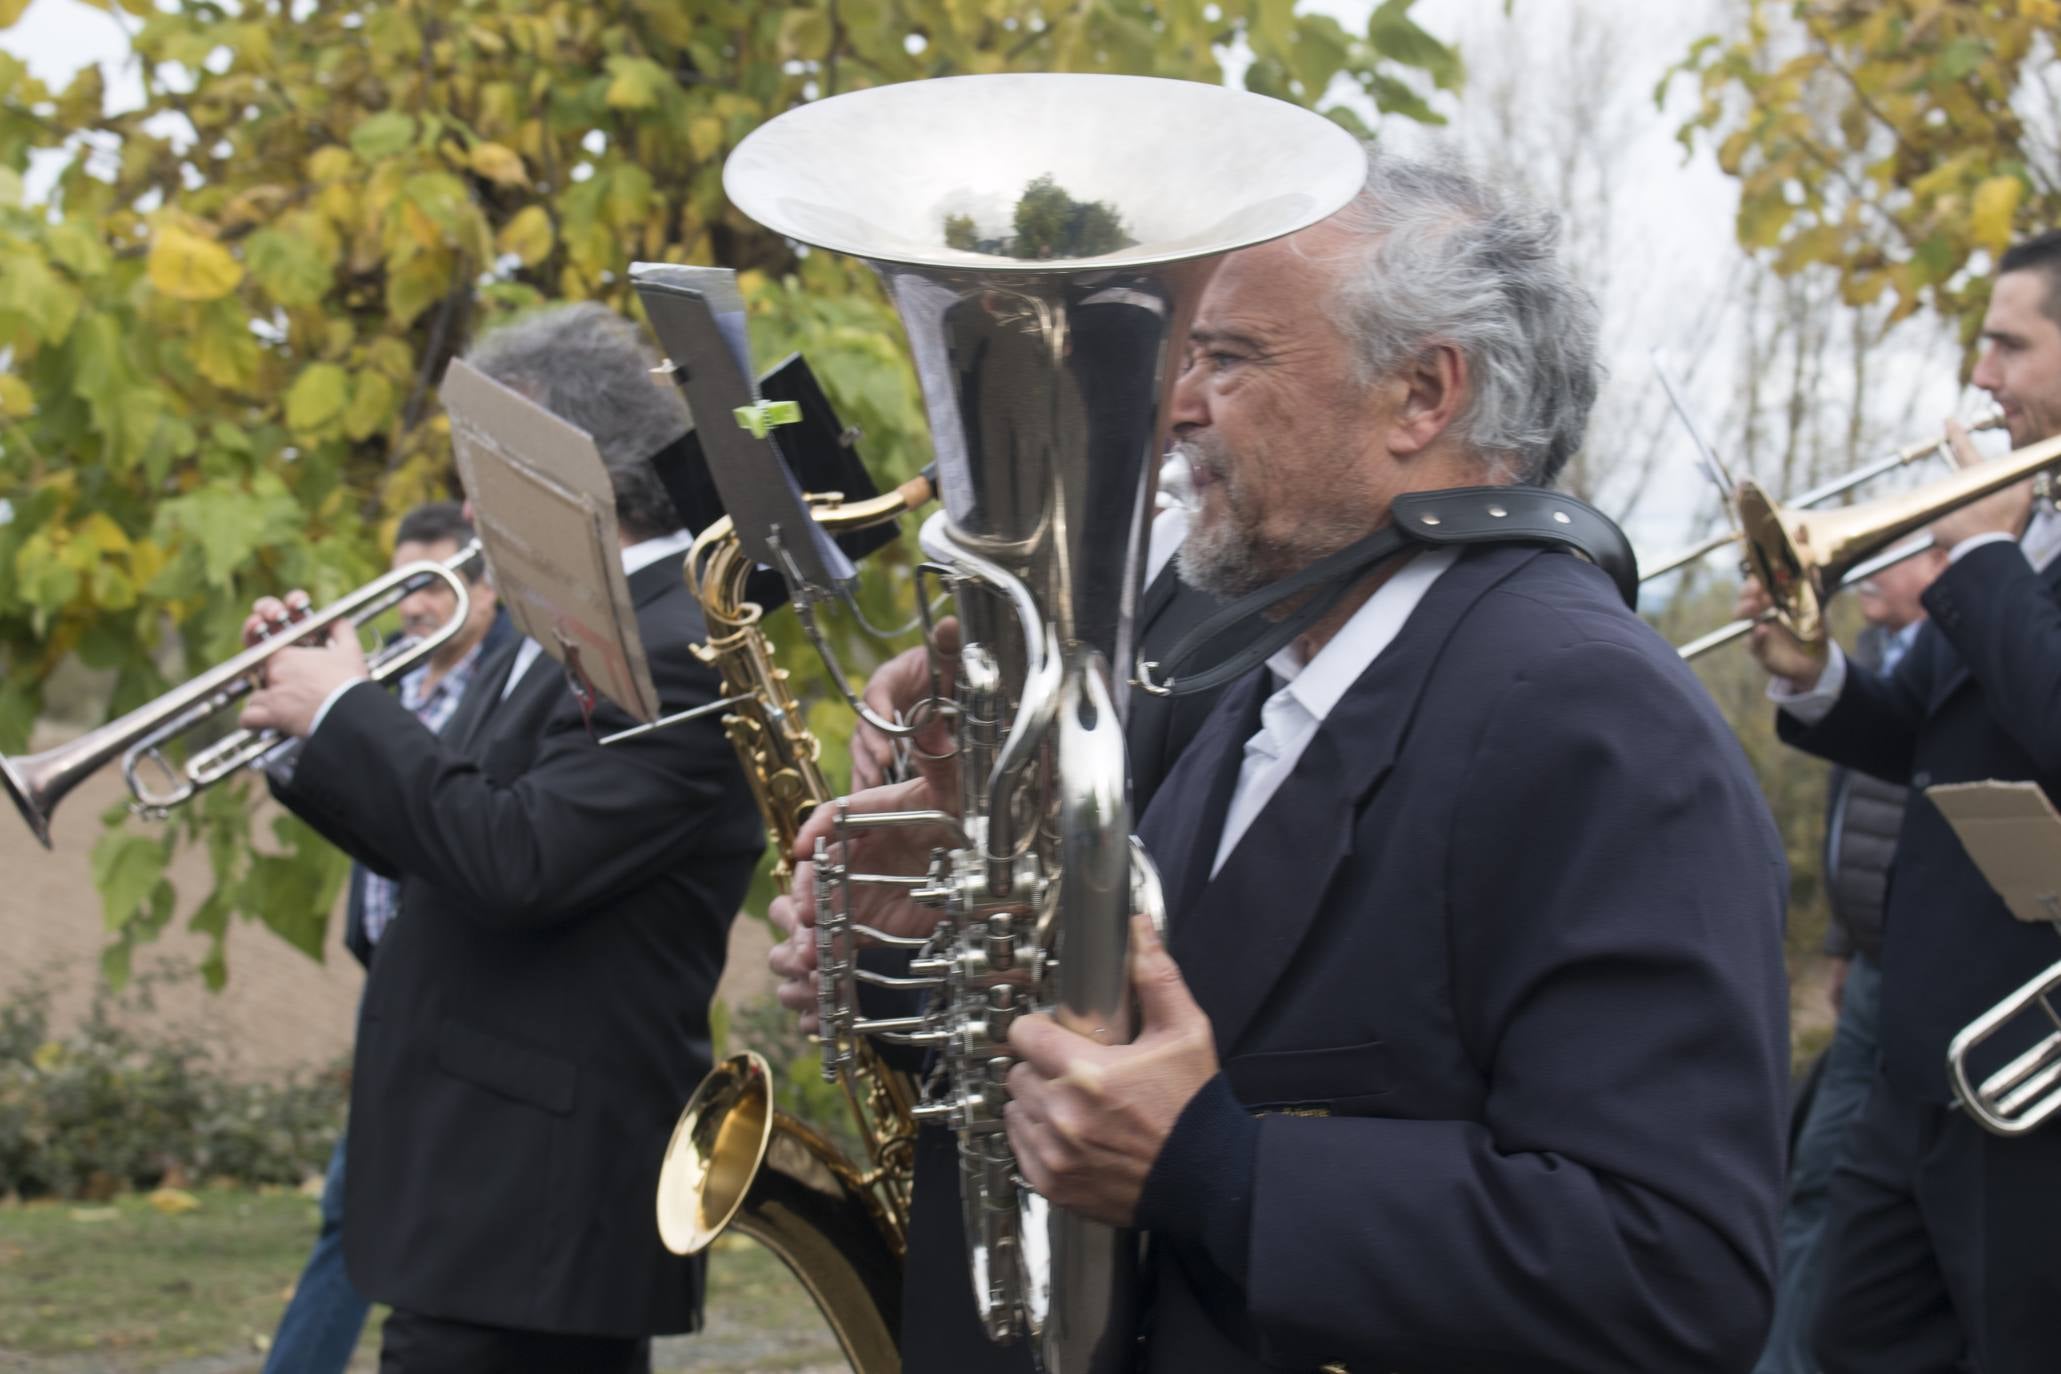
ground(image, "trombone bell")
xmin=1728 ymin=429 xmax=2061 ymax=652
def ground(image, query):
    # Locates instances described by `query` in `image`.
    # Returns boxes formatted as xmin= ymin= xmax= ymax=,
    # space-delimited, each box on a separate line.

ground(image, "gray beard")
xmin=1170 ymin=435 xmax=1365 ymax=600
xmin=1174 ymin=510 xmax=1276 ymax=600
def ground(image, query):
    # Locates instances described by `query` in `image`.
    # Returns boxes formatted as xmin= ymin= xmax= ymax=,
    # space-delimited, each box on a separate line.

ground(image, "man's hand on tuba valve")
xmin=1002 ymin=914 xmax=1221 ymax=1228
xmin=768 ymin=776 xmax=959 ymax=1034
xmin=851 ymin=618 xmax=962 ymax=794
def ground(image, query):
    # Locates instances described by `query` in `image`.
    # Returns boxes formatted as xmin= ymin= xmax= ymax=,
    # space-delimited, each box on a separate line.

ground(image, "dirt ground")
xmin=1 ymin=725 xmax=779 ymax=1077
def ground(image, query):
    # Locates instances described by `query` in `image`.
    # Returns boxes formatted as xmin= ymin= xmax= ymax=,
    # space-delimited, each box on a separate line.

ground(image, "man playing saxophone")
xmin=239 ymin=304 xmax=763 ymax=1373
xmin=1737 ymin=230 xmax=2061 ymax=1374
xmin=771 ymin=148 xmax=1790 ymax=1372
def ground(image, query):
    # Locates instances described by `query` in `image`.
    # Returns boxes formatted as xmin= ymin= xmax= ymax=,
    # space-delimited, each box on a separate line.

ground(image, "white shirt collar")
xmin=1264 ymin=546 xmax=1460 ymax=724
xmin=621 ymin=527 xmax=696 ymax=576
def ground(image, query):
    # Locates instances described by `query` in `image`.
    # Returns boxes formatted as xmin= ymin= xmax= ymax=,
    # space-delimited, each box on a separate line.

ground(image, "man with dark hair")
xmin=1740 ymin=233 xmax=2061 ymax=1374
xmin=242 ymin=304 xmax=763 ymax=1373
xmin=265 ymin=502 xmax=511 ymax=1374
xmin=261 ymin=499 xmax=510 ymax=1374
xmin=772 ymin=148 xmax=1789 ymax=1372
xmin=1752 ymin=550 xmax=1942 ymax=1374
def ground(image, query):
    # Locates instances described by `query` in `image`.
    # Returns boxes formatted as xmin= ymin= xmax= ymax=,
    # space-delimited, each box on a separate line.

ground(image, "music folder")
xmin=1927 ymin=780 xmax=2061 ymax=925
xmin=439 ymin=358 xmax=661 ymax=725
xmin=630 ymin=262 xmax=895 ymax=608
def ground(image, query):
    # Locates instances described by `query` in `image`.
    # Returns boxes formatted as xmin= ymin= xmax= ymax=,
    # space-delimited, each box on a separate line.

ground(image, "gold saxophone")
xmin=654 ymin=469 xmax=936 ymax=1374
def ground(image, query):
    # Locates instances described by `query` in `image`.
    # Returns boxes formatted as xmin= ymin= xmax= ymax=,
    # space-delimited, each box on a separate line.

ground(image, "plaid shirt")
xmin=357 ymin=640 xmax=485 ymax=948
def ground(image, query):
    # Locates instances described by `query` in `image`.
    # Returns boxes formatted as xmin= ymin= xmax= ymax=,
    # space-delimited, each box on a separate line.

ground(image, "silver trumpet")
xmin=724 ymin=74 xmax=1364 ymax=1373
xmin=1949 ymin=956 xmax=2061 ymax=1136
xmin=3 ymin=541 xmax=481 ymax=846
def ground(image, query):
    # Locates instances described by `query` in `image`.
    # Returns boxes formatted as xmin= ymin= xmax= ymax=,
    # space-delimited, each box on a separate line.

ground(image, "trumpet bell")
xmin=656 ymin=1051 xmax=776 ymax=1256
xmin=3 ymin=752 xmax=51 ymax=849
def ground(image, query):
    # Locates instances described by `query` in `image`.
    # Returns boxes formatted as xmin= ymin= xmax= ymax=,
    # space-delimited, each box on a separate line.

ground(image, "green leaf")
xmin=495 ymin=203 xmax=554 ymax=267
xmin=343 ymin=369 xmax=395 ymax=441
xmin=193 ymin=299 xmax=262 ymax=390
xmin=90 ymin=831 xmax=170 ymax=933
xmin=350 ymin=110 xmax=419 ymax=160
xmin=44 ymin=220 xmax=112 ymax=278
xmin=1367 ymin=0 xmax=1462 ymax=91
xmin=604 ymin=55 xmax=670 ymax=110
xmin=285 ymin=361 xmax=349 ymax=432
xmin=605 ymin=163 xmax=654 ymax=229
xmin=246 ymin=227 xmax=332 ymax=308
xmin=147 ymin=223 xmax=244 ymax=302
xmin=385 ymin=251 xmax=451 ymax=327
xmin=1970 ymin=174 xmax=2024 ymax=253
xmin=153 ymin=471 xmax=304 ymax=587
xmin=0 ymin=251 xmax=82 ymax=345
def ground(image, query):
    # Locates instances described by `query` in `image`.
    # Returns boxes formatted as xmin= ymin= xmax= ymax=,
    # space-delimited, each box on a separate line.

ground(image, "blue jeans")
xmin=1754 ymin=955 xmax=1882 ymax=1374
xmin=265 ymin=1130 xmax=372 ymax=1374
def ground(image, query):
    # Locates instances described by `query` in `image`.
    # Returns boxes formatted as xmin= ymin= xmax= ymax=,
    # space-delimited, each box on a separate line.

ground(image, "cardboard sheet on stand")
xmin=439 ymin=359 xmax=660 ymax=724
xmin=1927 ymin=780 xmax=2061 ymax=925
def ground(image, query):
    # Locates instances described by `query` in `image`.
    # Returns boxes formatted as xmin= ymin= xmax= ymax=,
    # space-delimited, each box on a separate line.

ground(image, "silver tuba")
xmin=725 ymin=74 xmax=1363 ymax=1372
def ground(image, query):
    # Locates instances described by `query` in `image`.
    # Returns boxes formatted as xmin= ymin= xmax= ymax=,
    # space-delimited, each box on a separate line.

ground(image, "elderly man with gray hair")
xmin=768 ymin=148 xmax=1790 ymax=1372
xmin=242 ymin=302 xmax=763 ymax=1373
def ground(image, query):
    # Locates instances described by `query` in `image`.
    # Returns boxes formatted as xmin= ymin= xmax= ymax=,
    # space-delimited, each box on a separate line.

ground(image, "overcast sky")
xmin=2 ymin=0 xmax=1993 ymax=559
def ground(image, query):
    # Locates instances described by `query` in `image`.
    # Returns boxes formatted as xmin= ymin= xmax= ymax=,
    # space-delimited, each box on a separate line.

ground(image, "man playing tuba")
xmin=772 ymin=148 xmax=1790 ymax=1373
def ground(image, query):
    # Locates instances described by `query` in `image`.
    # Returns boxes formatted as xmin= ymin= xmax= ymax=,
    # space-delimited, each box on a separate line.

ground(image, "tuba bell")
xmin=724 ymin=74 xmax=1365 ymax=1372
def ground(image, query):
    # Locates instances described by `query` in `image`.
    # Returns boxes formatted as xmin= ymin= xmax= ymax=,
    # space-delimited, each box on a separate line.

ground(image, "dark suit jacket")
xmin=272 ymin=554 xmax=763 ymax=1336
xmin=897 ymin=562 xmax=1259 ymax=1374
xmin=1135 ymin=544 xmax=1789 ymax=1373
xmin=341 ymin=610 xmax=517 ymax=969
xmin=1778 ymin=539 xmax=2061 ymax=1103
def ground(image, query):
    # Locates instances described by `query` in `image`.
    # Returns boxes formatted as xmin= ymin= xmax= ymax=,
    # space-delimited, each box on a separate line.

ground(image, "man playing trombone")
xmin=1740 ymin=230 xmax=2061 ymax=1374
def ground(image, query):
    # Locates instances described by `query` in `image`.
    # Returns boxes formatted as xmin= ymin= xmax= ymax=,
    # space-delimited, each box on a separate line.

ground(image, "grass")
xmin=0 ymin=1186 xmax=847 ymax=1372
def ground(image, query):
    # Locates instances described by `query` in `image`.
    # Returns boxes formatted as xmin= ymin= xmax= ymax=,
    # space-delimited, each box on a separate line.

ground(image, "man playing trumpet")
xmin=1740 ymin=231 xmax=2061 ymax=1374
xmin=773 ymin=149 xmax=1790 ymax=1372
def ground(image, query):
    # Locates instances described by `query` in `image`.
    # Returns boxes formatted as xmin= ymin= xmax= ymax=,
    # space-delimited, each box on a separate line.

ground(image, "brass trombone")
xmin=1677 ymin=417 xmax=2061 ymax=661
xmin=1948 ymin=955 xmax=2061 ymax=1136
xmin=1642 ymin=405 xmax=2005 ymax=586
xmin=3 ymin=541 xmax=482 ymax=847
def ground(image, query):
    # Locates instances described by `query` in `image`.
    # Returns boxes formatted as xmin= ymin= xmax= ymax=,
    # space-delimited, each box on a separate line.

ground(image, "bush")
xmin=0 ymin=975 xmax=346 ymax=1200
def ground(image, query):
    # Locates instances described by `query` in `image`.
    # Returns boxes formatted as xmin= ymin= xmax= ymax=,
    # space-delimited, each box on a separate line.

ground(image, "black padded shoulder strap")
xmin=1389 ymin=486 xmax=1639 ymax=610
xmin=1135 ymin=486 xmax=1639 ymax=699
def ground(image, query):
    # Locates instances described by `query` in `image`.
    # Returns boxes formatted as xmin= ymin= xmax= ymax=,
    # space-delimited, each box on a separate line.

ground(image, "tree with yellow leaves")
xmin=1671 ymin=0 xmax=2061 ymax=340
xmin=0 ymin=0 xmax=1459 ymax=983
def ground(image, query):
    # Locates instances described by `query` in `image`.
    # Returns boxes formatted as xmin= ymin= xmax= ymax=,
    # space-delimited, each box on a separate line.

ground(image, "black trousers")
xmin=1809 ymin=1071 xmax=2061 ymax=1374
xmin=378 ymin=1309 xmax=652 ymax=1374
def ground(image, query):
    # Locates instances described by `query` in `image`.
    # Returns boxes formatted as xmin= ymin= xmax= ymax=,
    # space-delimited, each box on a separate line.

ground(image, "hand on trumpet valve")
xmin=768 ymin=775 xmax=959 ymax=1034
xmin=1735 ymin=576 xmax=1829 ymax=689
xmin=237 ymin=593 xmax=370 ymax=738
xmin=851 ymin=617 xmax=962 ymax=794
xmin=1928 ymin=418 xmax=2037 ymax=551
xmin=1002 ymin=914 xmax=1219 ymax=1228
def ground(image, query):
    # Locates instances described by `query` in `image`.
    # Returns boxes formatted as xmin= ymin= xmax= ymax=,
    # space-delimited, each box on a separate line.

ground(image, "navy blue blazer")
xmin=1134 ymin=543 xmax=1789 ymax=1373
xmin=1778 ymin=539 xmax=2061 ymax=1103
